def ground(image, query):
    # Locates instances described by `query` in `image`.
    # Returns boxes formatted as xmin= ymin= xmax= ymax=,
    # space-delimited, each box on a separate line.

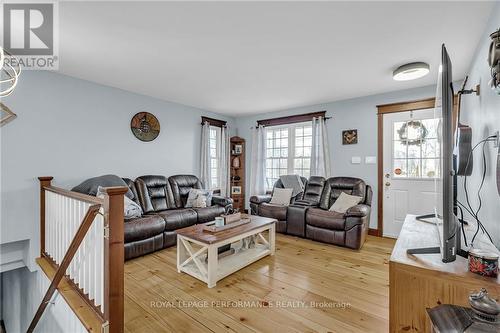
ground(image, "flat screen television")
xmin=408 ymin=44 xmax=465 ymax=262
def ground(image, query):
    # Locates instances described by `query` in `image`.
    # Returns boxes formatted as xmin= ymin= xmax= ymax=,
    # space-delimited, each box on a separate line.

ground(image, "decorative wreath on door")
xmin=397 ymin=120 xmax=428 ymax=146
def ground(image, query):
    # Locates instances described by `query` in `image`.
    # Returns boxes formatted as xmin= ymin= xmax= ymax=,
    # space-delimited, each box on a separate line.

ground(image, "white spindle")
xmin=43 ymin=190 xmax=106 ymax=315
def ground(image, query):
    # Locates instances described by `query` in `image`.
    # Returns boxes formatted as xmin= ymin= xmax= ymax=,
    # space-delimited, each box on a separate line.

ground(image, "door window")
xmin=392 ymin=118 xmax=440 ymax=179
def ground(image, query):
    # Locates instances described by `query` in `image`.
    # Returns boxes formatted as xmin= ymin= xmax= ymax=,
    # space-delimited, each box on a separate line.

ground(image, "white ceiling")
xmin=58 ymin=1 xmax=493 ymax=116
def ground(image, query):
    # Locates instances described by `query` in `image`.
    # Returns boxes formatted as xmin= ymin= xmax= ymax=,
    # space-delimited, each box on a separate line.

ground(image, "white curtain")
xmin=200 ymin=121 xmax=211 ymax=189
xmin=310 ymin=116 xmax=331 ymax=178
xmin=219 ymin=125 xmax=230 ymax=196
xmin=249 ymin=125 xmax=267 ymax=196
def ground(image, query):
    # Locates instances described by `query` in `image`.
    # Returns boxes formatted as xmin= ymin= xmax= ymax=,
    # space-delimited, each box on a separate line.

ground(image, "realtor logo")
xmin=1 ymin=2 xmax=59 ymax=69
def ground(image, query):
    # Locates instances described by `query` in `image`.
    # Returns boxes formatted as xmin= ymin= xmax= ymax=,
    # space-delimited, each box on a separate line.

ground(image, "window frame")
xmin=264 ymin=121 xmax=313 ymax=190
xmin=391 ymin=117 xmax=440 ymax=181
xmin=208 ymin=125 xmax=222 ymax=191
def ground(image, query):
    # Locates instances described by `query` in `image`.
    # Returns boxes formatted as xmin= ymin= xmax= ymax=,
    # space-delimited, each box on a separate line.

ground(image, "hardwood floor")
xmin=124 ymin=234 xmax=395 ymax=333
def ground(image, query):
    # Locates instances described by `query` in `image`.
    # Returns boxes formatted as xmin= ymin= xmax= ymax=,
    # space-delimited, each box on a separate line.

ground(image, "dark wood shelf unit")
xmin=230 ymin=136 xmax=246 ymax=213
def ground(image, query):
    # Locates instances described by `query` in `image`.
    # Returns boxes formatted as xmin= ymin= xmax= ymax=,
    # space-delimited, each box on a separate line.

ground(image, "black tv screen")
xmin=435 ymin=44 xmax=458 ymax=262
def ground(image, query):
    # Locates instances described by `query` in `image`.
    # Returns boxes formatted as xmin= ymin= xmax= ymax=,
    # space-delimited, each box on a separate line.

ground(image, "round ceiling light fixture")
xmin=393 ymin=62 xmax=430 ymax=81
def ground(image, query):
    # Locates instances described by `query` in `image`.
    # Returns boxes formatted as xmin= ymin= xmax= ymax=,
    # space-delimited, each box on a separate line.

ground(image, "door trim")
xmin=375 ymin=98 xmax=436 ymax=237
xmin=375 ymin=97 xmax=459 ymax=237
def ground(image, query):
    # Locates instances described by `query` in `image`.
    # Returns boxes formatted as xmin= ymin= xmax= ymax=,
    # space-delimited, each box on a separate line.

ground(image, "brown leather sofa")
xmin=250 ymin=176 xmax=372 ymax=250
xmin=123 ymin=175 xmax=232 ymax=260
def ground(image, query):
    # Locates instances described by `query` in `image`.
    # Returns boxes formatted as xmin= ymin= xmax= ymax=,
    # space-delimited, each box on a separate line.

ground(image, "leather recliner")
xmin=122 ymin=178 xmax=167 ymax=260
xmin=249 ymin=177 xmax=308 ymax=233
xmin=168 ymin=175 xmax=231 ymax=223
xmin=305 ymin=177 xmax=372 ymax=249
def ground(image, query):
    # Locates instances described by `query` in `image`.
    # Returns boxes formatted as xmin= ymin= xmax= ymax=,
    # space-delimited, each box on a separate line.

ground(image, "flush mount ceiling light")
xmin=393 ymin=62 xmax=430 ymax=81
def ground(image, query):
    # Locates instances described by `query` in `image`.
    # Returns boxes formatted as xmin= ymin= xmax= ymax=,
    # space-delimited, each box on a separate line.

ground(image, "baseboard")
xmin=368 ymin=228 xmax=381 ymax=237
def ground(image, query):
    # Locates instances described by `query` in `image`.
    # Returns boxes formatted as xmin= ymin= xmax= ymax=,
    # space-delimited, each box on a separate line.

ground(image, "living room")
xmin=1 ymin=1 xmax=500 ymax=333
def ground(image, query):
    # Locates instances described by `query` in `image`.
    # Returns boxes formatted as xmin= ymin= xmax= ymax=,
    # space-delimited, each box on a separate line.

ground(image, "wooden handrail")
xmin=27 ymin=204 xmax=101 ymax=333
xmin=44 ymin=185 xmax=104 ymax=205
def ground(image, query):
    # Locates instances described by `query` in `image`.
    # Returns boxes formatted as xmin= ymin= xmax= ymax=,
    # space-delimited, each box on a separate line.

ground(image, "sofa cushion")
xmin=124 ymin=215 xmax=166 ymax=243
xmin=302 ymin=176 xmax=326 ymax=204
xmin=135 ymin=175 xmax=176 ymax=213
xmin=259 ymin=203 xmax=287 ymax=221
xmin=319 ymin=177 xmax=366 ymax=210
xmin=306 ymin=208 xmax=345 ymax=231
xmin=193 ymin=205 xmax=225 ymax=224
xmin=156 ymin=209 xmax=198 ymax=231
xmin=168 ymin=175 xmax=203 ymax=208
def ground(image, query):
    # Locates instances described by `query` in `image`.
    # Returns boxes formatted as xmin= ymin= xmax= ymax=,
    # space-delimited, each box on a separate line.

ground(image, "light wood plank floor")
xmin=124 ymin=234 xmax=395 ymax=333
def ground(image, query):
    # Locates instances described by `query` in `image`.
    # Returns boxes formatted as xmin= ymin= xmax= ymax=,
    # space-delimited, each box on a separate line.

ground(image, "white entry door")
xmin=382 ymin=108 xmax=440 ymax=238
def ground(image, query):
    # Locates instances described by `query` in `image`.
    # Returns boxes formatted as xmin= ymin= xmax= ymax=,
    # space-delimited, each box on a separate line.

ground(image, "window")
xmin=392 ymin=117 xmax=440 ymax=179
xmin=265 ymin=122 xmax=312 ymax=189
xmin=209 ymin=126 xmax=221 ymax=189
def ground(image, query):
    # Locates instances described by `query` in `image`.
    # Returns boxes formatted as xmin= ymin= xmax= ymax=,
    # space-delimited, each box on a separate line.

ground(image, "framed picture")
xmin=234 ymin=144 xmax=243 ymax=155
xmin=342 ymin=129 xmax=358 ymax=145
xmin=231 ymin=186 xmax=242 ymax=195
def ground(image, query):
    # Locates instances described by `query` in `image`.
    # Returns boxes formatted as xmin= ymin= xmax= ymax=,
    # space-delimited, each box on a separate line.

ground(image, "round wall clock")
xmin=130 ymin=112 xmax=160 ymax=142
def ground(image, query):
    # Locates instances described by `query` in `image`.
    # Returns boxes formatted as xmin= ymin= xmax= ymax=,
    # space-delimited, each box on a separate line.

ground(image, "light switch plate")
xmin=365 ymin=156 xmax=377 ymax=164
xmin=351 ymin=156 xmax=361 ymax=164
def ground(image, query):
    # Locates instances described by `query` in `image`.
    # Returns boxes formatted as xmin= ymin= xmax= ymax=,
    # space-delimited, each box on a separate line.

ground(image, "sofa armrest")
xmin=250 ymin=195 xmax=271 ymax=204
xmin=345 ymin=204 xmax=371 ymax=218
xmin=212 ymin=196 xmax=233 ymax=208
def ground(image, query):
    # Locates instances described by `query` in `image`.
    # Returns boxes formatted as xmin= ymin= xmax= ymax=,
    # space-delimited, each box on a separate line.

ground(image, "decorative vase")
xmin=232 ymin=156 xmax=240 ymax=169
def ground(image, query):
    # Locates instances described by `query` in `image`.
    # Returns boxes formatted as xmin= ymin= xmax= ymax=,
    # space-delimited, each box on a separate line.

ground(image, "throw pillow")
xmin=329 ymin=192 xmax=363 ymax=213
xmin=269 ymin=188 xmax=294 ymax=206
xmin=192 ymin=195 xmax=207 ymax=208
xmin=96 ymin=186 xmax=143 ymax=219
xmin=185 ymin=189 xmax=213 ymax=208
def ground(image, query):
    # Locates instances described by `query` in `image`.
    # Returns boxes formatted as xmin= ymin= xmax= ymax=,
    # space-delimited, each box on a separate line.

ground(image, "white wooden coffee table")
xmin=176 ymin=214 xmax=276 ymax=288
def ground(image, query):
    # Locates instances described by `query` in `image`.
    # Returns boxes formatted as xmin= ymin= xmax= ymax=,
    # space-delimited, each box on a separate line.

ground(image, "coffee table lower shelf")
xmin=177 ymin=223 xmax=275 ymax=288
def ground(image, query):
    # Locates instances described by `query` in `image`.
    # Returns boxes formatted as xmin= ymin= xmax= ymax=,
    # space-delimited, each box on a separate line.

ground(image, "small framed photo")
xmin=234 ymin=144 xmax=243 ymax=155
xmin=342 ymin=129 xmax=358 ymax=145
xmin=231 ymin=186 xmax=242 ymax=195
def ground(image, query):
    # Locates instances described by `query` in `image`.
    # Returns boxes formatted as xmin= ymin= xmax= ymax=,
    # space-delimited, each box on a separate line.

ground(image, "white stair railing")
xmin=29 ymin=177 xmax=126 ymax=333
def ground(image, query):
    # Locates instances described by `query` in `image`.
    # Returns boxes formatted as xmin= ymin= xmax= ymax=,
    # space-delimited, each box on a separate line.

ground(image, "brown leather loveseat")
xmin=250 ymin=176 xmax=372 ymax=250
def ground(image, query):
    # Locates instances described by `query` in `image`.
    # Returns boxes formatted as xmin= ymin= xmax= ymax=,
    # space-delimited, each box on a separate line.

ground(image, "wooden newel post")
xmin=103 ymin=186 xmax=127 ymax=333
xmin=38 ymin=176 xmax=53 ymax=256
